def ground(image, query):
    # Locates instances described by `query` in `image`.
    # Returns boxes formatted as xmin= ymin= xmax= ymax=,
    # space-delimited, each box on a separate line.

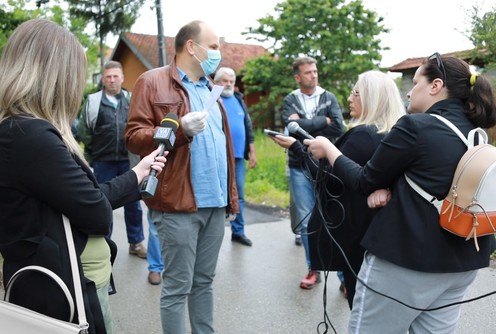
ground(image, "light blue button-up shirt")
xmin=178 ymin=68 xmax=228 ymax=208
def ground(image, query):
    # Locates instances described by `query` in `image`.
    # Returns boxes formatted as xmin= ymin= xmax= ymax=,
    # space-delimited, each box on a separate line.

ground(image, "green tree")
xmin=466 ymin=4 xmax=496 ymax=143
xmin=67 ymin=0 xmax=146 ymax=70
xmin=0 ymin=1 xmax=100 ymax=91
xmin=467 ymin=4 xmax=496 ymax=70
xmin=0 ymin=0 xmax=37 ymax=50
xmin=241 ymin=0 xmax=387 ymax=127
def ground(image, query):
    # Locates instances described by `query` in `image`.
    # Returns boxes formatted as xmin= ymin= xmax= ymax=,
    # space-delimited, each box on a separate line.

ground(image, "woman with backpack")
xmin=305 ymin=53 xmax=496 ymax=333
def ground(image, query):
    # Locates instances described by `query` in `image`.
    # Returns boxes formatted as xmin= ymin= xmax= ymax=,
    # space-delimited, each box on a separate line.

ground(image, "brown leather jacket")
xmin=125 ymin=60 xmax=239 ymax=214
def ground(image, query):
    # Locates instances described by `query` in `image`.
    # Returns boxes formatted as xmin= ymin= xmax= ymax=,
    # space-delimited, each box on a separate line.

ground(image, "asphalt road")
xmin=2 ymin=203 xmax=496 ymax=333
xmin=108 ymin=203 xmax=496 ymax=334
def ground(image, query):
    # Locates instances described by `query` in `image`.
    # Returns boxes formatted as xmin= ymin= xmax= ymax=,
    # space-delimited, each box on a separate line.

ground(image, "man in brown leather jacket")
xmin=125 ymin=20 xmax=238 ymax=334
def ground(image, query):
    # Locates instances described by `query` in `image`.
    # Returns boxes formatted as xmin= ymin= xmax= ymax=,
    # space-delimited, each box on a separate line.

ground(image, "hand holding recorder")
xmin=264 ymin=128 xmax=296 ymax=149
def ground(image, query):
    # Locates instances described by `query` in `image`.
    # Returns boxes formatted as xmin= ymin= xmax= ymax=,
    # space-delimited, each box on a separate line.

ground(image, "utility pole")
xmin=36 ymin=0 xmax=49 ymax=7
xmin=155 ymin=0 xmax=166 ymax=67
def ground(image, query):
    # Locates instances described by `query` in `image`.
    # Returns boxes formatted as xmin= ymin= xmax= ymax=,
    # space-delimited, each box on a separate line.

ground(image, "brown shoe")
xmin=129 ymin=243 xmax=147 ymax=259
xmin=148 ymin=271 xmax=161 ymax=285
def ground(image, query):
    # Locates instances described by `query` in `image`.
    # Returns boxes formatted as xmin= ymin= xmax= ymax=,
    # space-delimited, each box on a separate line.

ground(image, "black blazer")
xmin=334 ymin=99 xmax=496 ymax=272
xmin=0 ymin=117 xmax=141 ymax=333
xmin=306 ymin=125 xmax=384 ymax=271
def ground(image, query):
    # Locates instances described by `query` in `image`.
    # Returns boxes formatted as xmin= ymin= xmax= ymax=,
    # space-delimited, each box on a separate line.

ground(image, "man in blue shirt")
xmin=214 ymin=67 xmax=257 ymax=246
xmin=125 ymin=21 xmax=239 ymax=334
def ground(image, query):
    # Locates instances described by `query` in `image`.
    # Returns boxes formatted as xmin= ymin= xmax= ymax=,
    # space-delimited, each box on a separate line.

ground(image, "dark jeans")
xmin=93 ymin=160 xmax=145 ymax=244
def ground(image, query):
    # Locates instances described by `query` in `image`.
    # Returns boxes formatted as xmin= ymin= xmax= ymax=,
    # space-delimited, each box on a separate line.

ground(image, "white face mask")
xmin=193 ymin=42 xmax=222 ymax=76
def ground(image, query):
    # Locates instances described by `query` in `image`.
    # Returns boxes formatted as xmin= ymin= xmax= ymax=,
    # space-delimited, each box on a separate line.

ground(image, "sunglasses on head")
xmin=428 ymin=52 xmax=447 ymax=86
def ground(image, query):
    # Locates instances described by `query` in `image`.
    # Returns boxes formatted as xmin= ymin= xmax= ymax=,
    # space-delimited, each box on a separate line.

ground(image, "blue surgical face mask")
xmin=193 ymin=42 xmax=222 ymax=76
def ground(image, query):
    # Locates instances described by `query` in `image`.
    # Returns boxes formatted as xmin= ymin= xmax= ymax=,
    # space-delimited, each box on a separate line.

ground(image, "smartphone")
xmin=264 ymin=129 xmax=285 ymax=137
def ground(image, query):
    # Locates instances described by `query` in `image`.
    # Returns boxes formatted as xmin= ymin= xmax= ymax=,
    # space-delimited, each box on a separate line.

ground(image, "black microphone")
xmin=287 ymin=121 xmax=314 ymax=139
xmin=140 ymin=113 xmax=179 ymax=198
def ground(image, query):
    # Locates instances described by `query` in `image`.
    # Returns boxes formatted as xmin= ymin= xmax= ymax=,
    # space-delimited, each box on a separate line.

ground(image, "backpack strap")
xmin=432 ymin=114 xmax=488 ymax=147
xmin=405 ymin=114 xmax=488 ymax=209
xmin=405 ymin=114 xmax=469 ymax=212
xmin=467 ymin=127 xmax=488 ymax=148
xmin=430 ymin=114 xmax=468 ymax=147
xmin=404 ymin=174 xmax=443 ymax=213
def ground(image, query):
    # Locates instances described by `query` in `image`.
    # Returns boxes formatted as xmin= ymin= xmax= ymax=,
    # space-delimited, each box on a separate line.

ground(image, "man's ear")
xmin=186 ymin=40 xmax=195 ymax=56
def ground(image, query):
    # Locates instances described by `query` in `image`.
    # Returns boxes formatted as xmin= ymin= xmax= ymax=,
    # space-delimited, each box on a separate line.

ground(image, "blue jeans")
xmin=92 ymin=160 xmax=144 ymax=244
xmin=147 ymin=210 xmax=163 ymax=273
xmin=231 ymin=158 xmax=246 ymax=236
xmin=289 ymin=167 xmax=315 ymax=269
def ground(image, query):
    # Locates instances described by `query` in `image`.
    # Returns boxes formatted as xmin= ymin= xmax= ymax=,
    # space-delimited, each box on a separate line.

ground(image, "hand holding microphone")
xmin=140 ymin=113 xmax=179 ymax=198
xmin=133 ymin=147 xmax=167 ymax=184
xmin=181 ymin=111 xmax=208 ymax=137
xmin=305 ymin=136 xmax=343 ymax=166
xmin=287 ymin=121 xmax=343 ymax=164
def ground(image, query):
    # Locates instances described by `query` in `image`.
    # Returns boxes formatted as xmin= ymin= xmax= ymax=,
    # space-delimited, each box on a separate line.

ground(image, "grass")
xmin=245 ymin=129 xmax=290 ymax=208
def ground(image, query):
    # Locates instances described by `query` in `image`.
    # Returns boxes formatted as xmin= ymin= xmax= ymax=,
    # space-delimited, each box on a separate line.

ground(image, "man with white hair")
xmin=214 ymin=67 xmax=257 ymax=246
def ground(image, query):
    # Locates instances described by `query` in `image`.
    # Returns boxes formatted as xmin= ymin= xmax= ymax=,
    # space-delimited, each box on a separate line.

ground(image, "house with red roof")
xmin=110 ymin=32 xmax=267 ymax=103
xmin=387 ymin=49 xmax=486 ymax=100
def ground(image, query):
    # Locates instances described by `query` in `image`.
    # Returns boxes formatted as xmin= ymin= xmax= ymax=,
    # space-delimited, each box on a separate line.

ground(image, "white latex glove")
xmin=180 ymin=111 xmax=209 ymax=137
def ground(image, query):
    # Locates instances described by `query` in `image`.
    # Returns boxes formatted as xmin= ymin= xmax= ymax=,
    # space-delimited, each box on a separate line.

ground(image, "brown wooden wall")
xmin=117 ymin=48 xmax=148 ymax=92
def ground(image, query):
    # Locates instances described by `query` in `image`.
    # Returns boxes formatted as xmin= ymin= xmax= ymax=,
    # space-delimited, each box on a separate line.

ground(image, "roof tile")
xmin=121 ymin=32 xmax=267 ymax=72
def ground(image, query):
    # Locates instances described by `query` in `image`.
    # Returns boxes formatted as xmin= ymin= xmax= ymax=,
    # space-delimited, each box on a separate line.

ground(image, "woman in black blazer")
xmin=0 ymin=19 xmax=165 ymax=333
xmin=306 ymin=54 xmax=496 ymax=333
xmin=271 ymin=70 xmax=406 ymax=309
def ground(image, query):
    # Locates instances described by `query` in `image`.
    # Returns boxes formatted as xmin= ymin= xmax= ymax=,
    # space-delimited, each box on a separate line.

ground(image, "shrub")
xmin=245 ymin=130 xmax=289 ymax=208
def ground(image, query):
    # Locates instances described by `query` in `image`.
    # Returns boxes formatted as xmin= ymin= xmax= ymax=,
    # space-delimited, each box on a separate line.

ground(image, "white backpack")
xmin=405 ymin=114 xmax=496 ymax=251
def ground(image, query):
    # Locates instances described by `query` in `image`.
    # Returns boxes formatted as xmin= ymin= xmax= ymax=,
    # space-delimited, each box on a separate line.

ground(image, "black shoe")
xmin=148 ymin=272 xmax=162 ymax=285
xmin=232 ymin=234 xmax=253 ymax=246
xmin=295 ymin=234 xmax=302 ymax=246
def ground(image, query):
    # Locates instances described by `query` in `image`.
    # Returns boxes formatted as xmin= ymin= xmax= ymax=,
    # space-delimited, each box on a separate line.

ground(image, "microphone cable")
xmin=309 ymin=158 xmax=496 ymax=324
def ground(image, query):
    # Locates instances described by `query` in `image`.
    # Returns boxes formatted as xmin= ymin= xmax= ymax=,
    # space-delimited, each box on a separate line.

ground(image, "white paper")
xmin=202 ymin=85 xmax=224 ymax=113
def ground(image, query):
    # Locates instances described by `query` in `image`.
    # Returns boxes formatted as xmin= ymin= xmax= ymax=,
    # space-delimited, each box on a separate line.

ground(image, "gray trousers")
xmin=152 ymin=208 xmax=225 ymax=334
xmin=349 ymin=252 xmax=477 ymax=334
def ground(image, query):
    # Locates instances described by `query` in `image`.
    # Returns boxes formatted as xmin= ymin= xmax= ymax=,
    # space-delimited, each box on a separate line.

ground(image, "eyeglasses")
xmin=428 ymin=52 xmax=447 ymax=86
xmin=350 ymin=89 xmax=359 ymax=97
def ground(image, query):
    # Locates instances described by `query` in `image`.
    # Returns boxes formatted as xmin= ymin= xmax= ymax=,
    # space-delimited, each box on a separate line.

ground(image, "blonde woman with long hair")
xmin=271 ymin=70 xmax=406 ymax=308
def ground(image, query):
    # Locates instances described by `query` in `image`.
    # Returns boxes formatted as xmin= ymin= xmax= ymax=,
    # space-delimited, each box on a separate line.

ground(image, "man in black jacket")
xmin=282 ymin=56 xmax=344 ymax=289
xmin=78 ymin=61 xmax=147 ymax=259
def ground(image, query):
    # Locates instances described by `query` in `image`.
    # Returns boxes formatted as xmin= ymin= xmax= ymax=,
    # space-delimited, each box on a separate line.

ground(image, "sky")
xmin=124 ymin=0 xmax=495 ymax=68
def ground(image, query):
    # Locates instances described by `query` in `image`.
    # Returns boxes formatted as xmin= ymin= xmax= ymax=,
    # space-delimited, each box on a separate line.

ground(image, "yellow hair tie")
xmin=470 ymin=73 xmax=479 ymax=86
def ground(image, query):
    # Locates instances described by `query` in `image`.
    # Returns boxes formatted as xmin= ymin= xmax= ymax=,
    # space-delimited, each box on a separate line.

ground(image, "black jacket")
xmin=306 ymin=125 xmax=384 ymax=272
xmin=0 ymin=117 xmax=141 ymax=333
xmin=334 ymin=99 xmax=496 ymax=272
xmin=282 ymin=88 xmax=344 ymax=168
xmin=79 ymin=90 xmax=131 ymax=163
